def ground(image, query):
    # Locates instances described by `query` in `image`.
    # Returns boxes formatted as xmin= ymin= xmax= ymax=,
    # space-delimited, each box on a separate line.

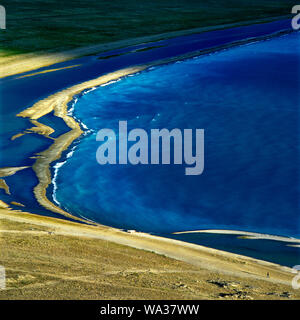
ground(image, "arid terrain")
xmin=0 ymin=1 xmax=298 ymax=301
xmin=0 ymin=206 xmax=299 ymax=300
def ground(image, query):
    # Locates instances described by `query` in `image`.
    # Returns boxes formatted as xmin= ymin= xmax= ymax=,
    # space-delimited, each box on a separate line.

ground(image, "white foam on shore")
xmin=52 ymin=86 xmax=99 ymax=207
xmin=67 ymin=86 xmax=98 ymax=129
xmin=78 ymin=213 xmax=97 ymax=224
xmin=52 ymin=161 xmax=66 ymax=206
xmin=52 ymin=145 xmax=77 ymax=206
xmin=67 ymin=97 xmax=78 ymax=116
xmin=100 ymin=79 xmax=121 ymax=87
xmin=68 ymin=89 xmax=95 ymax=132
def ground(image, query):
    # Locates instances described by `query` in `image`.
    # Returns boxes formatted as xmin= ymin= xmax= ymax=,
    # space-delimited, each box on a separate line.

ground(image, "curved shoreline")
xmin=12 ymin=27 xmax=298 ymax=231
xmin=13 ymin=26 xmax=288 ymax=226
xmin=173 ymin=230 xmax=300 ymax=244
xmin=2 ymin=19 xmax=298 ymax=272
xmin=0 ymin=15 xmax=291 ymax=79
xmin=16 ymin=66 xmax=146 ymax=223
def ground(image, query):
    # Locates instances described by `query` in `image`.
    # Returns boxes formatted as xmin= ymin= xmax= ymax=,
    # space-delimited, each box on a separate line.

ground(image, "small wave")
xmin=73 ymin=113 xmax=91 ymax=132
xmin=52 ymin=161 xmax=66 ymax=206
xmin=68 ymin=90 xmax=92 ymax=131
xmin=52 ymin=145 xmax=77 ymax=206
xmin=78 ymin=213 xmax=97 ymax=224
xmin=67 ymin=97 xmax=78 ymax=116
xmin=52 ymin=84 xmax=96 ymax=207
xmin=101 ymin=79 xmax=121 ymax=87
xmin=84 ymin=87 xmax=97 ymax=94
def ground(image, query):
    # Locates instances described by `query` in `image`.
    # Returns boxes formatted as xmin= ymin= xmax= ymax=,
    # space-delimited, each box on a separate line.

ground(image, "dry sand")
xmin=0 ymin=207 xmax=299 ymax=299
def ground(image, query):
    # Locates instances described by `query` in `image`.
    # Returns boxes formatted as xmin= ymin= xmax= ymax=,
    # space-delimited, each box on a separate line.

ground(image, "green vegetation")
xmin=0 ymin=0 xmax=294 ymax=54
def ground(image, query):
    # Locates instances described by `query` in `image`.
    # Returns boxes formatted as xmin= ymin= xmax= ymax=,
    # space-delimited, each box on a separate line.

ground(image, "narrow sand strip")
xmin=0 ymin=15 xmax=290 ymax=79
xmin=15 ymin=66 xmax=146 ymax=222
xmin=173 ymin=230 xmax=300 ymax=244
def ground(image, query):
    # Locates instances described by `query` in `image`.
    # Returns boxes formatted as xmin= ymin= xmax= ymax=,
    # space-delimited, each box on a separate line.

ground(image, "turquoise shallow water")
xmin=53 ymin=33 xmax=300 ymax=237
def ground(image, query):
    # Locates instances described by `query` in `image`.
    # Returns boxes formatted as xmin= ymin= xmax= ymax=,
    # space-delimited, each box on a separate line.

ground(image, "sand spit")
xmin=15 ymin=64 xmax=81 ymax=79
xmin=0 ymin=201 xmax=10 ymax=209
xmin=173 ymin=230 xmax=300 ymax=244
xmin=0 ymin=166 xmax=30 ymax=178
xmin=0 ymin=179 xmax=10 ymax=195
xmin=0 ymin=15 xmax=289 ymax=79
xmin=15 ymin=66 xmax=146 ymax=222
xmin=0 ymin=166 xmax=30 ymax=197
xmin=11 ymin=119 xmax=55 ymax=141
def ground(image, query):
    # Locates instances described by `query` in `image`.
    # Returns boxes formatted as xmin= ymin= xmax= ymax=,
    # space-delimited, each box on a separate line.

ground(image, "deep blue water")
xmin=167 ymin=232 xmax=300 ymax=267
xmin=53 ymin=32 xmax=300 ymax=238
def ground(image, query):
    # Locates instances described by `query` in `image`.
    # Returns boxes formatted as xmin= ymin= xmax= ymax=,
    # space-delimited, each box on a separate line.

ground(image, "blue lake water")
xmin=53 ymin=33 xmax=300 ymax=237
xmin=167 ymin=232 xmax=300 ymax=268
